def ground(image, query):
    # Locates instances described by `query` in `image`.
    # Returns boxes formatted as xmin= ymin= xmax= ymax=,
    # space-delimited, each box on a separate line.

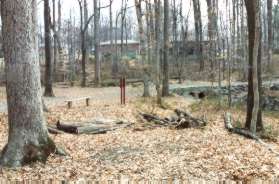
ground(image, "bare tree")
xmin=154 ymin=0 xmax=162 ymax=104
xmin=0 ymin=0 xmax=56 ymax=167
xmin=244 ymin=0 xmax=263 ymax=133
xmin=135 ymin=0 xmax=150 ymax=97
xmin=267 ymin=0 xmax=273 ymax=69
xmin=44 ymin=0 xmax=55 ymax=96
xmin=192 ymin=0 xmax=204 ymax=71
xmin=162 ymin=0 xmax=170 ymax=97
xmin=94 ymin=0 xmax=101 ymax=86
xmin=53 ymin=0 xmax=58 ymax=81
xmin=206 ymin=0 xmax=218 ymax=83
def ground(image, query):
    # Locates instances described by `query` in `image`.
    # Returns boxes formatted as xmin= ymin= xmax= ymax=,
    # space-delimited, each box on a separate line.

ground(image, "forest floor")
xmin=0 ymin=83 xmax=278 ymax=182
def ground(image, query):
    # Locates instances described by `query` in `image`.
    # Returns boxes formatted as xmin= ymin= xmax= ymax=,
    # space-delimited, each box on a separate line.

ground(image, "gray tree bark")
xmin=267 ymin=0 xmax=273 ymax=69
xmin=44 ymin=0 xmax=55 ymax=97
xmin=53 ymin=0 xmax=58 ymax=82
xmin=192 ymin=0 xmax=204 ymax=71
xmin=94 ymin=0 xmax=101 ymax=86
xmin=244 ymin=0 xmax=262 ymax=134
xmin=154 ymin=0 xmax=162 ymax=104
xmin=135 ymin=0 xmax=150 ymax=97
xmin=162 ymin=0 xmax=170 ymax=97
xmin=0 ymin=0 xmax=56 ymax=167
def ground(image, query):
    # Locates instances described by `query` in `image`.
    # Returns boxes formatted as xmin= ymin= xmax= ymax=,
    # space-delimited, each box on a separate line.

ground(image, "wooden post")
xmin=123 ymin=77 xmax=126 ymax=105
xmin=86 ymin=98 xmax=90 ymax=106
xmin=120 ymin=77 xmax=123 ymax=104
xmin=67 ymin=101 xmax=72 ymax=109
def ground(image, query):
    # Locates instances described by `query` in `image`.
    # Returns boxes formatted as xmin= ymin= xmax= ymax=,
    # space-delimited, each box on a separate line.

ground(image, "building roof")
xmin=100 ymin=40 xmax=139 ymax=46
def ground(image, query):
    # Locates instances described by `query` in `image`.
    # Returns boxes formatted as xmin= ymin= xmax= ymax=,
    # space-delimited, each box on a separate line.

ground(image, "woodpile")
xmin=139 ymin=109 xmax=207 ymax=129
xmin=48 ymin=119 xmax=132 ymax=135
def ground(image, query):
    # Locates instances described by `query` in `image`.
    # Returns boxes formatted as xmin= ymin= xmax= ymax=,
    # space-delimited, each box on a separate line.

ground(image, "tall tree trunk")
xmin=244 ymin=0 xmax=262 ymax=133
xmin=192 ymin=0 xmax=204 ymax=71
xmin=44 ymin=0 xmax=55 ymax=97
xmin=206 ymin=0 xmax=218 ymax=83
xmin=94 ymin=0 xmax=101 ymax=86
xmin=135 ymin=0 xmax=150 ymax=97
xmin=267 ymin=0 xmax=273 ymax=69
xmin=154 ymin=0 xmax=162 ymax=104
xmin=162 ymin=0 xmax=170 ymax=97
xmin=53 ymin=0 xmax=58 ymax=82
xmin=109 ymin=0 xmax=115 ymax=76
xmin=58 ymin=0 xmax=62 ymax=51
xmin=0 ymin=0 xmax=56 ymax=167
xmin=78 ymin=0 xmax=87 ymax=87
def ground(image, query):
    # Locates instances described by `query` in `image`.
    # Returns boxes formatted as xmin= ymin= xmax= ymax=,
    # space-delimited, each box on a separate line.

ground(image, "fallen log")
xmin=56 ymin=121 xmax=79 ymax=134
xmin=56 ymin=119 xmax=131 ymax=134
xmin=77 ymin=126 xmax=108 ymax=134
xmin=139 ymin=112 xmax=171 ymax=126
xmin=174 ymin=109 xmax=207 ymax=129
xmin=224 ymin=112 xmax=279 ymax=156
xmin=48 ymin=126 xmax=64 ymax=134
xmin=139 ymin=109 xmax=207 ymax=129
xmin=224 ymin=112 xmax=258 ymax=140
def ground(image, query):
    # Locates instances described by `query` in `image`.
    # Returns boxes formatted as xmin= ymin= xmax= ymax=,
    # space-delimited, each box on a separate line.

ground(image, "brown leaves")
xmin=0 ymin=86 xmax=277 ymax=181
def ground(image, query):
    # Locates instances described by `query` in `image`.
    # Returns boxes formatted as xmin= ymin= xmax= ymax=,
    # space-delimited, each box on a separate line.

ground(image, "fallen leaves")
xmin=0 ymin=86 xmax=277 ymax=182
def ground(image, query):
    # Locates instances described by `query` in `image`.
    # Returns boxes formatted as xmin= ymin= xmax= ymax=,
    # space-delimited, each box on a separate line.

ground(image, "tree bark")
xmin=244 ymin=0 xmax=262 ymax=134
xmin=206 ymin=0 xmax=218 ymax=83
xmin=192 ymin=0 xmax=204 ymax=71
xmin=162 ymin=0 xmax=170 ymax=97
xmin=267 ymin=0 xmax=273 ymax=69
xmin=53 ymin=0 xmax=58 ymax=82
xmin=94 ymin=0 xmax=101 ymax=86
xmin=135 ymin=0 xmax=150 ymax=97
xmin=44 ymin=0 xmax=55 ymax=97
xmin=154 ymin=0 xmax=162 ymax=104
xmin=0 ymin=0 xmax=56 ymax=167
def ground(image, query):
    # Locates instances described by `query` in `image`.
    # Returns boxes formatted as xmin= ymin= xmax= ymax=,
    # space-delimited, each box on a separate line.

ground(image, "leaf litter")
xmin=0 ymin=86 xmax=277 ymax=182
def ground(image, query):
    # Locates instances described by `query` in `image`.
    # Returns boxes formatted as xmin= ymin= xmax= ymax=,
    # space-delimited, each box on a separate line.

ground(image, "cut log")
xmin=56 ymin=119 xmax=132 ymax=134
xmin=48 ymin=126 xmax=64 ymax=134
xmin=77 ymin=126 xmax=108 ymax=134
xmin=139 ymin=109 xmax=207 ymax=129
xmin=56 ymin=121 xmax=79 ymax=134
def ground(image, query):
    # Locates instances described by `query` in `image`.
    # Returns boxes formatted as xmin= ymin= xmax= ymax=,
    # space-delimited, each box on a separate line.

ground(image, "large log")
xmin=56 ymin=119 xmax=131 ymax=134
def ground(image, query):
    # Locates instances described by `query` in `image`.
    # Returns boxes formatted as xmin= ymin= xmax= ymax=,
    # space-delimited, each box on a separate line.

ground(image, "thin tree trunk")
xmin=94 ymin=0 xmax=101 ymax=86
xmin=53 ymin=0 xmax=58 ymax=82
xmin=162 ymin=0 xmax=170 ymax=97
xmin=44 ymin=0 xmax=54 ymax=97
xmin=267 ymin=0 xmax=273 ymax=69
xmin=244 ymin=0 xmax=262 ymax=134
xmin=135 ymin=0 xmax=150 ymax=97
xmin=154 ymin=0 xmax=162 ymax=104
xmin=0 ymin=0 xmax=56 ymax=167
xmin=192 ymin=0 xmax=204 ymax=71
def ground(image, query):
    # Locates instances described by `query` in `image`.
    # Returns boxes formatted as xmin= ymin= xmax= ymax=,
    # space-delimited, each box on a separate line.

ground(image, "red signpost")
xmin=120 ymin=77 xmax=126 ymax=105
